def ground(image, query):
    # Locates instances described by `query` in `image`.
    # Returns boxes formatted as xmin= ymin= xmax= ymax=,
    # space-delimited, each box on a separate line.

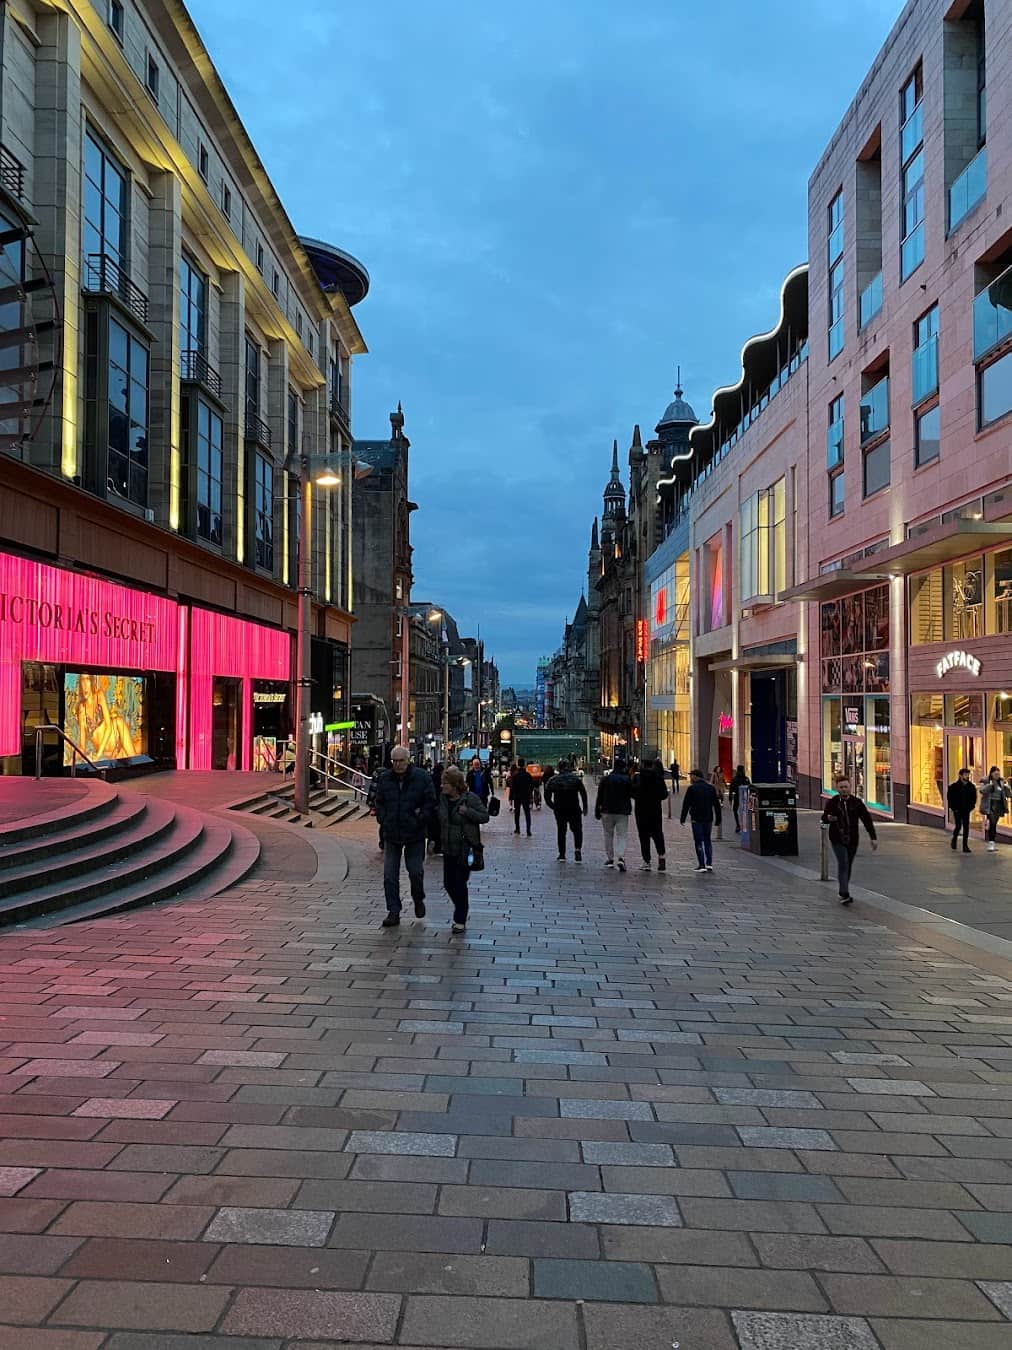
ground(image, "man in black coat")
xmin=947 ymin=766 xmax=977 ymax=853
xmin=632 ymin=759 xmax=669 ymax=871
xmin=511 ymin=758 xmax=534 ymax=837
xmin=821 ymin=775 xmax=878 ymax=905
xmin=680 ymin=768 xmax=722 ymax=873
xmin=545 ymin=758 xmax=588 ymax=862
xmin=374 ymin=746 xmax=437 ymax=928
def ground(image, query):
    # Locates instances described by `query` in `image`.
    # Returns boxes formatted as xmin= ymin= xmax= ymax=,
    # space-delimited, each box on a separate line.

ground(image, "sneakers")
xmin=695 ymin=865 xmax=706 ymax=873
xmin=451 ymin=922 xmax=466 ymax=934
xmin=414 ymin=898 xmax=426 ymax=918
xmin=657 ymin=857 xmax=666 ymax=871
xmin=617 ymin=858 xmax=626 ymax=872
xmin=381 ymin=914 xmax=400 ymax=928
xmin=988 ymin=841 xmax=998 ymax=852
xmin=574 ymin=850 xmax=582 ymax=862
xmin=604 ymin=859 xmax=614 ymax=868
xmin=839 ymin=894 xmax=853 ymax=906
xmin=963 ymin=845 xmax=971 ymax=853
xmin=639 ymin=863 xmax=651 ymax=872
xmin=705 ymin=865 xmax=713 ymax=872
xmin=557 ymin=854 xmax=566 ymax=862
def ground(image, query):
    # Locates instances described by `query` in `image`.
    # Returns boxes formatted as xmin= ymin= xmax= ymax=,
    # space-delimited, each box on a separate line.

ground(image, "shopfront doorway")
xmin=212 ymin=677 xmax=242 ymax=770
xmin=944 ymin=729 xmax=984 ymax=789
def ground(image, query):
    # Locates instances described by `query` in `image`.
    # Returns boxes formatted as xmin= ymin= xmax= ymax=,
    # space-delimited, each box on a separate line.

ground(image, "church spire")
xmin=610 ymin=438 xmax=620 ymax=478
xmin=591 ymin=516 xmax=599 ymax=550
xmin=631 ymin=424 xmax=643 ymax=450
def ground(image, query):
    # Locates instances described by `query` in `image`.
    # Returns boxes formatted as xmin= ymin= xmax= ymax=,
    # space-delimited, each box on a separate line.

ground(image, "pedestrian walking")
xmin=680 ymin=768 xmax=722 ymax=872
xmin=428 ymin=761 xmax=445 ymax=854
xmin=374 ymin=746 xmax=437 ymax=928
xmin=546 ymin=758 xmax=588 ymax=861
xmin=821 ymin=775 xmax=878 ymax=905
xmin=466 ymin=755 xmax=492 ymax=807
xmin=438 ymin=765 xmax=489 ymax=933
xmin=710 ymin=766 xmax=727 ymax=840
xmin=670 ymin=760 xmax=681 ymax=794
xmin=979 ymin=766 xmax=1011 ymax=852
xmin=595 ymin=757 xmax=633 ymax=871
xmin=729 ymin=765 xmax=751 ymax=834
xmin=530 ymin=762 xmax=544 ymax=810
xmin=947 ymin=766 xmax=977 ymax=853
xmin=511 ymin=758 xmax=534 ymax=836
xmin=632 ymin=758 xmax=669 ymax=870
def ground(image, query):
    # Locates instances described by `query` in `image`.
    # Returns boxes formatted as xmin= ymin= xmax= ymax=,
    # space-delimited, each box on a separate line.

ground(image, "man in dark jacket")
xmin=466 ymin=756 xmax=492 ymax=806
xmin=728 ymin=765 xmax=751 ymax=833
xmin=632 ymin=759 xmax=669 ymax=871
xmin=511 ymin=759 xmax=534 ymax=837
xmin=374 ymin=746 xmax=437 ymax=928
xmin=947 ymin=766 xmax=977 ymax=853
xmin=680 ymin=768 xmax=722 ymax=873
xmin=821 ymin=775 xmax=878 ymax=905
xmin=546 ymin=758 xmax=588 ymax=862
xmin=595 ymin=759 xmax=633 ymax=870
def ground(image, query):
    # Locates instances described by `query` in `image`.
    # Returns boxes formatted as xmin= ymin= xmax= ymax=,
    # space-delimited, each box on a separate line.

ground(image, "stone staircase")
xmin=0 ymin=779 xmax=260 ymax=929
xmin=228 ymin=780 xmax=364 ymax=828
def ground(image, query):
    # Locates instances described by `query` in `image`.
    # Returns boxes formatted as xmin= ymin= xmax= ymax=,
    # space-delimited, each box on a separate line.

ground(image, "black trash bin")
xmin=745 ymin=783 xmax=799 ymax=857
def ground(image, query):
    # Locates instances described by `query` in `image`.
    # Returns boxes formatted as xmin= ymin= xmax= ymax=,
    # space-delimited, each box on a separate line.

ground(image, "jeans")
xmin=513 ymin=800 xmax=532 ymax=833
xmin=832 ymin=841 xmax=858 ymax=897
xmin=383 ymin=839 xmax=426 ymax=913
xmin=690 ymin=820 xmax=713 ymax=867
xmin=442 ymin=854 xmax=470 ymax=924
xmin=636 ymin=810 xmax=665 ymax=862
xmin=556 ymin=809 xmax=583 ymax=857
xmin=987 ymin=814 xmax=1000 ymax=843
xmin=951 ymin=810 xmax=970 ymax=847
xmin=601 ymin=812 xmax=629 ymax=861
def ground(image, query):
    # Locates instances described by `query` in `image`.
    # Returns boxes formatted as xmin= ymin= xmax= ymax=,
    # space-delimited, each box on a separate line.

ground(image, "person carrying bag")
xmin=438 ymin=765 xmax=489 ymax=933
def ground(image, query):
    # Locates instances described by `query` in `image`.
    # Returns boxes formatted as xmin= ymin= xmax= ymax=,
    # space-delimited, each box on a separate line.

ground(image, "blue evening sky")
xmin=190 ymin=0 xmax=900 ymax=685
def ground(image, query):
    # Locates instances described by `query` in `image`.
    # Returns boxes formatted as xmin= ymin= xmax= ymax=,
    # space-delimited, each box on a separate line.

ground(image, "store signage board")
xmin=936 ymin=649 xmax=981 ymax=679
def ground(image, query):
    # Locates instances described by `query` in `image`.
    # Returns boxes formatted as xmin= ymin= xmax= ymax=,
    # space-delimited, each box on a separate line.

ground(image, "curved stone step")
xmin=0 ymin=779 xmax=120 ymax=845
xmin=0 ymin=791 xmax=148 ymax=869
xmin=0 ymin=798 xmax=174 ymax=894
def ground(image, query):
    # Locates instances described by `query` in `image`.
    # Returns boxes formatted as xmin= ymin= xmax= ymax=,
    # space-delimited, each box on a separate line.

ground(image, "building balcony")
xmin=949 ymin=146 xmax=987 ymax=234
xmin=858 ymin=272 xmax=882 ymax=330
xmin=0 ymin=142 xmax=25 ymax=203
xmin=245 ymin=412 xmax=272 ymax=451
xmin=83 ymin=253 xmax=149 ymax=326
xmin=973 ymin=266 xmax=1012 ymax=363
xmin=329 ymin=388 xmax=351 ymax=434
xmin=860 ymin=376 xmax=889 ymax=445
xmin=180 ymin=348 xmax=223 ymax=400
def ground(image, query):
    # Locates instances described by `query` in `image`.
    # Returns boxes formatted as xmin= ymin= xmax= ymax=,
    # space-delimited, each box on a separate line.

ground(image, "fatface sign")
xmin=936 ymin=649 xmax=982 ymax=679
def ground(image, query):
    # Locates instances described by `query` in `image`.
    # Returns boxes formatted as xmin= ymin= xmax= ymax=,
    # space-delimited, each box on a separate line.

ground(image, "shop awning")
xmin=851 ymin=517 xmax=1012 ymax=577
xmin=708 ymin=654 xmax=798 ymax=673
xmin=777 ymin=569 xmax=889 ymax=602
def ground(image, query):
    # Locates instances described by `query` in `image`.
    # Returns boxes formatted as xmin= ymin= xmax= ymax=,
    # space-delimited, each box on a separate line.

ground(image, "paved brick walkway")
xmin=2 ymin=805 xmax=1012 ymax=1347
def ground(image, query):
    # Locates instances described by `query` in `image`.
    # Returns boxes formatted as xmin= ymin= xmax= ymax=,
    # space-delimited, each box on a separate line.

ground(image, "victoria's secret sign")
xmin=0 ymin=590 xmax=158 ymax=645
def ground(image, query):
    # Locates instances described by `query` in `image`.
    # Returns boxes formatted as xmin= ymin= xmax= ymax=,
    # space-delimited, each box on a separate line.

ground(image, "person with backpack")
xmin=438 ymin=765 xmax=490 ymax=933
xmin=595 ymin=758 xmax=633 ymax=871
xmin=545 ymin=758 xmax=588 ymax=862
xmin=632 ymin=758 xmax=669 ymax=871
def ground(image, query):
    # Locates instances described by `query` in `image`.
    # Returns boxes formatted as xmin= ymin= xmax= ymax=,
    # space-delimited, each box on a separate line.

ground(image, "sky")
xmin=190 ymin=0 xmax=901 ymax=686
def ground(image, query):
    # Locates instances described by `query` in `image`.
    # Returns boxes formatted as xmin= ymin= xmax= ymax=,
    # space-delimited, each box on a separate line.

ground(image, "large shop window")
xmin=196 ymin=402 xmax=223 ymax=545
xmin=910 ymin=693 xmax=944 ymax=808
xmin=84 ymin=308 xmax=150 ymax=508
xmin=908 ymin=550 xmax=1012 ymax=643
xmin=989 ymin=692 xmax=1012 ymax=783
xmin=83 ymin=131 xmax=127 ymax=269
xmin=740 ymin=480 xmax=786 ymax=602
xmin=821 ymin=585 xmax=891 ymax=809
xmin=254 ymin=451 xmax=274 ymax=572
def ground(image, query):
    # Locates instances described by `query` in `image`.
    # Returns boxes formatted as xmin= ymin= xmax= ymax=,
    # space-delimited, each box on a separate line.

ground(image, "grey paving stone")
xmin=344 ymin=1130 xmax=457 ymax=1157
xmin=738 ymin=1127 xmax=838 ymax=1150
xmin=728 ymin=1171 xmax=844 ymax=1203
xmin=399 ymin=1294 xmax=580 ymax=1349
xmin=534 ymin=1257 xmax=657 ymax=1302
xmin=846 ymin=1078 xmax=936 ymax=1096
xmin=821 ymin=1205 xmax=975 ymax=1241
xmin=581 ymin=1142 xmax=675 ymax=1167
xmin=714 ymin=1089 xmax=821 ymax=1108
xmin=349 ymin=1154 xmax=468 ymax=1184
xmin=955 ymin=1212 xmax=1012 ymax=1243
xmin=568 ymin=1191 xmax=681 ymax=1226
xmin=655 ymin=1264 xmax=827 ymax=1311
xmin=438 ymin=1184 xmax=565 ymax=1220
xmin=328 ymin=1212 xmax=484 ymax=1254
xmin=819 ymin=1272 xmax=1002 ymax=1320
xmin=294 ymin=1179 xmax=437 ymax=1213
xmin=469 ymin=1160 xmax=602 ymax=1191
xmin=425 ymin=1076 xmax=519 ymax=1095
xmin=582 ymin=1304 xmax=739 ymax=1350
xmin=600 ymin=1225 xmax=756 ymax=1266
xmin=870 ymin=1322 xmax=1012 ymax=1350
xmin=600 ymin=1165 xmax=730 ymax=1197
xmin=203 ymin=1206 xmax=334 ymax=1246
xmin=512 ymin=1049 xmax=608 ymax=1064
xmin=559 ymin=1099 xmax=653 ymax=1120
xmin=872 ymin=1239 xmax=1012 ymax=1279
xmin=484 ymin=1219 xmax=601 ymax=1259
xmin=752 ymin=1233 xmax=885 ymax=1273
xmin=978 ymin=1282 xmax=1012 ymax=1318
xmin=733 ymin=1310 xmax=880 ymax=1349
xmin=366 ymin=1251 xmax=529 ymax=1296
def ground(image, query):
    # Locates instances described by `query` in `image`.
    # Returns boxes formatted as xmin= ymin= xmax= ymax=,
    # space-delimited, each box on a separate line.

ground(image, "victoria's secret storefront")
xmin=0 ymin=550 xmax=292 ymax=776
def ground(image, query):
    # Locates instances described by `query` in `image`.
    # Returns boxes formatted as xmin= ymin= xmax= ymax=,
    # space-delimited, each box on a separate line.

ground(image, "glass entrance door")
xmin=944 ymin=730 xmax=984 ymax=789
xmin=212 ymin=677 xmax=242 ymax=770
xmin=842 ymin=734 xmax=866 ymax=797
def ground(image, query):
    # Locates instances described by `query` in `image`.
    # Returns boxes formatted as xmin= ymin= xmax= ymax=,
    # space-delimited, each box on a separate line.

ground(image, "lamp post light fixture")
xmin=283 ymin=445 xmax=371 ymax=817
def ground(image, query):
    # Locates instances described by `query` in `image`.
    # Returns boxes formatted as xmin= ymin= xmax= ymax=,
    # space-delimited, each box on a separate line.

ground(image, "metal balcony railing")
xmin=859 ymin=272 xmax=882 ymax=330
xmin=329 ymin=388 xmax=351 ymax=429
xmin=180 ymin=348 xmax=222 ymax=398
xmin=0 ymin=143 xmax=25 ymax=202
xmin=245 ymin=411 xmax=272 ymax=450
xmin=84 ymin=253 xmax=149 ymax=324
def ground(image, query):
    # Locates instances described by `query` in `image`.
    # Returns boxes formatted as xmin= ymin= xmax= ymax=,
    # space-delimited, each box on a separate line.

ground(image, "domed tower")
xmin=600 ymin=439 xmax=626 ymax=551
xmin=655 ymin=369 xmax=698 ymax=460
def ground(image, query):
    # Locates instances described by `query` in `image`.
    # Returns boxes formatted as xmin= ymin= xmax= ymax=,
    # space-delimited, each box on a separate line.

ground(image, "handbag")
xmin=487 ymin=796 xmax=501 ymax=817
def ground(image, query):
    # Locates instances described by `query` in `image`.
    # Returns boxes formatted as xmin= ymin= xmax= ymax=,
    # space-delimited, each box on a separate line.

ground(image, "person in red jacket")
xmin=822 ymin=775 xmax=878 ymax=906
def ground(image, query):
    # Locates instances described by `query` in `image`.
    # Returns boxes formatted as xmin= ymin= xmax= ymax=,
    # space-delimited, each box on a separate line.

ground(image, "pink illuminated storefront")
xmin=0 ymin=549 xmax=293 ymax=776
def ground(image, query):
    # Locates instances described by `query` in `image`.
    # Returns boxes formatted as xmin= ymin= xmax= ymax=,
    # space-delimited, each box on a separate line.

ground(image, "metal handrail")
xmin=34 ymin=725 xmax=105 ymax=780
xmin=308 ymin=748 xmax=370 ymax=799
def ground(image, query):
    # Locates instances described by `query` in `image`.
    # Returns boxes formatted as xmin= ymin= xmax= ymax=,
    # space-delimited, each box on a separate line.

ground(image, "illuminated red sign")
xmin=636 ymin=619 xmax=649 ymax=664
xmin=654 ymin=587 xmax=666 ymax=629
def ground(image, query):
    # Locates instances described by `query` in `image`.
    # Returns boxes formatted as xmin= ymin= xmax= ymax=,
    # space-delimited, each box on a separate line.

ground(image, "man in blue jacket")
xmin=373 ymin=746 xmax=437 ymax=928
xmin=680 ymin=768 xmax=722 ymax=873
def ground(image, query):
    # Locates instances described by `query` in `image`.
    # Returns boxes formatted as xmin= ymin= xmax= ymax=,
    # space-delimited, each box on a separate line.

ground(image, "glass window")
xmin=179 ymin=255 xmax=207 ymax=357
xmin=254 ymin=451 xmax=274 ymax=571
xmin=915 ymin=403 xmax=940 ymax=466
xmin=773 ymin=476 xmax=786 ymax=596
xmin=196 ymin=401 xmax=223 ymax=545
xmin=83 ymin=131 xmax=127 ymax=269
xmin=943 ymin=556 xmax=983 ymax=640
xmin=106 ymin=317 xmax=148 ymax=508
xmin=910 ymin=568 xmax=942 ymax=644
xmin=287 ymin=387 xmax=300 ymax=455
xmin=822 ymin=697 xmax=842 ymax=792
xmin=198 ymin=142 xmax=208 ymax=181
xmin=863 ymin=438 xmax=890 ymax=497
xmin=912 ymin=305 xmax=939 ymax=404
xmin=245 ymin=337 xmax=260 ymax=422
xmin=989 ymin=692 xmax=1012 ymax=784
xmin=108 ymin=0 xmax=124 ymax=40
xmin=827 ymin=394 xmax=844 ymax=468
xmin=946 ymin=692 xmax=984 ymax=727
xmin=146 ymin=55 xmax=159 ymax=101
xmin=828 ymin=190 xmax=845 ymax=359
xmin=910 ymin=693 xmax=944 ymax=808
xmin=979 ymin=350 xmax=1012 ymax=428
xmin=830 ymin=470 xmax=844 ymax=517
xmin=988 ymin=548 xmax=1012 ymax=635
xmin=900 ymin=67 xmax=925 ymax=282
xmin=860 ymin=375 xmax=889 ymax=444
xmin=866 ymin=695 xmax=891 ymax=812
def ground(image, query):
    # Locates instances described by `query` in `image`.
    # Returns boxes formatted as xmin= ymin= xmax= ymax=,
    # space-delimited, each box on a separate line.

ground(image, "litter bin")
xmin=744 ymin=783 xmax=798 ymax=857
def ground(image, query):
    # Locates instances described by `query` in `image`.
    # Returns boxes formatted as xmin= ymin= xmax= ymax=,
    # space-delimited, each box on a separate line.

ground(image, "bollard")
xmin=820 ymin=822 xmax=830 ymax=881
